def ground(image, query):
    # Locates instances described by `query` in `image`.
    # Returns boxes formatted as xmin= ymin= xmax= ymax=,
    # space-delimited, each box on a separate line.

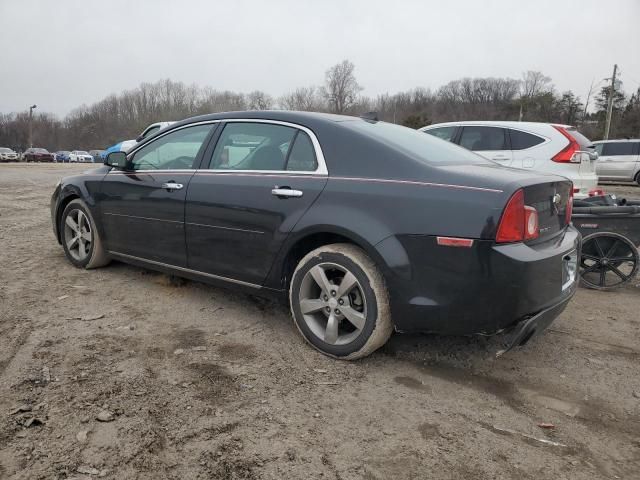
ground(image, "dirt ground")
xmin=0 ymin=163 xmax=639 ymax=480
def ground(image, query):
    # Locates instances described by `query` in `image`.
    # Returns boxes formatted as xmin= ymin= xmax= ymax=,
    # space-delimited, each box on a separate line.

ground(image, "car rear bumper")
xmin=378 ymin=226 xmax=580 ymax=335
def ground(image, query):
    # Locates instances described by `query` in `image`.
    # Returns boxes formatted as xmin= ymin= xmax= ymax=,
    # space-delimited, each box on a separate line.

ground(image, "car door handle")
xmin=272 ymin=187 xmax=303 ymax=198
xmin=161 ymin=182 xmax=183 ymax=191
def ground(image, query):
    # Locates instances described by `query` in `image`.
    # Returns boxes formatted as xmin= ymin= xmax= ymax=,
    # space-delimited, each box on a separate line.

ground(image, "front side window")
xmin=130 ymin=124 xmax=213 ymax=170
xmin=424 ymin=126 xmax=456 ymax=142
xmin=509 ymin=129 xmax=545 ymax=150
xmin=459 ymin=126 xmax=507 ymax=151
xmin=209 ymin=122 xmax=300 ymax=171
xmin=602 ymin=142 xmax=637 ymax=156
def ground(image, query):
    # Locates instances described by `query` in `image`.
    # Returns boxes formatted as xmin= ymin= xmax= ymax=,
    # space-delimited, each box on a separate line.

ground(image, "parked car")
xmin=88 ymin=150 xmax=105 ymax=162
xmin=102 ymin=122 xmax=175 ymax=159
xmin=593 ymin=139 xmax=640 ymax=185
xmin=23 ymin=147 xmax=55 ymax=162
xmin=0 ymin=147 xmax=19 ymax=162
xmin=55 ymin=151 xmax=71 ymax=163
xmin=51 ymin=111 xmax=579 ymax=359
xmin=420 ymin=121 xmax=598 ymax=198
xmin=69 ymin=151 xmax=94 ymax=163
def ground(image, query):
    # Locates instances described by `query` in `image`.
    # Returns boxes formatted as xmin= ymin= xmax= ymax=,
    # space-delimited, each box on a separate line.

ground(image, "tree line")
xmin=1 ymin=60 xmax=639 ymax=152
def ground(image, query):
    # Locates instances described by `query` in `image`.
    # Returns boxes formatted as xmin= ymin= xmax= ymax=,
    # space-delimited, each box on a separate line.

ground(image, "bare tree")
xmin=321 ymin=60 xmax=362 ymax=114
xmin=247 ymin=90 xmax=274 ymax=110
xmin=279 ymin=87 xmax=323 ymax=111
xmin=519 ymin=71 xmax=553 ymax=120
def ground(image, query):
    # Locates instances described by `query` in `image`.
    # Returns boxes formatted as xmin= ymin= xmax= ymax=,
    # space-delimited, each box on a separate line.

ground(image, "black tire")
xmin=60 ymin=199 xmax=110 ymax=269
xmin=635 ymin=171 xmax=640 ymax=186
xmin=290 ymin=243 xmax=392 ymax=360
xmin=580 ymin=232 xmax=639 ymax=291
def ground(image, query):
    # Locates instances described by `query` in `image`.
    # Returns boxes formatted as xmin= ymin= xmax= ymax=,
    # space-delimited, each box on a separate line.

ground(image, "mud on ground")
xmin=0 ymin=163 xmax=639 ymax=479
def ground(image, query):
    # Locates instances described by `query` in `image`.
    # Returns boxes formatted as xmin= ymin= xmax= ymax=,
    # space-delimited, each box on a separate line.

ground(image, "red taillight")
xmin=496 ymin=189 xmax=539 ymax=243
xmin=565 ymin=188 xmax=574 ymax=224
xmin=552 ymin=125 xmax=581 ymax=163
xmin=524 ymin=206 xmax=539 ymax=240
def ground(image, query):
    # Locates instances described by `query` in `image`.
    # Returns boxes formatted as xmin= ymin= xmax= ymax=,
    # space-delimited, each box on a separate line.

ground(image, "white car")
xmin=69 ymin=150 xmax=94 ymax=163
xmin=593 ymin=139 xmax=640 ymax=185
xmin=420 ymin=121 xmax=599 ymax=198
xmin=0 ymin=147 xmax=19 ymax=162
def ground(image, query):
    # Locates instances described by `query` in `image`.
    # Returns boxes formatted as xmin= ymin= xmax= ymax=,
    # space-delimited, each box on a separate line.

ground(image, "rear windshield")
xmin=347 ymin=121 xmax=492 ymax=165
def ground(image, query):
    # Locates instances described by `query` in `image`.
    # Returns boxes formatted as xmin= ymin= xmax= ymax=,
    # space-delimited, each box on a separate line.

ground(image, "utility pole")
xmin=28 ymin=104 xmax=37 ymax=148
xmin=604 ymin=64 xmax=618 ymax=140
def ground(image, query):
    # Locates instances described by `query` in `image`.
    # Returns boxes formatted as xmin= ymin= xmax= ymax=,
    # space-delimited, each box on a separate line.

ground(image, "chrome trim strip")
xmin=114 ymin=118 xmax=328 ymax=176
xmin=103 ymin=212 xmax=183 ymax=224
xmin=108 ymin=251 xmax=261 ymax=289
xmin=331 ymin=176 xmax=503 ymax=193
xmin=185 ymin=222 xmax=264 ymax=235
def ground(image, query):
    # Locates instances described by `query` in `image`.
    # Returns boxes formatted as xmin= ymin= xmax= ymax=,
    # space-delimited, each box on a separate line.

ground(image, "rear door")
xmin=458 ymin=126 xmax=513 ymax=166
xmin=596 ymin=142 xmax=639 ymax=180
xmin=185 ymin=120 xmax=328 ymax=286
xmin=99 ymin=123 xmax=216 ymax=267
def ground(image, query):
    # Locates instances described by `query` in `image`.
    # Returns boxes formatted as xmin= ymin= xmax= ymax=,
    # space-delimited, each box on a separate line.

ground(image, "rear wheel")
xmin=290 ymin=243 xmax=392 ymax=360
xmin=580 ymin=232 xmax=639 ymax=290
xmin=635 ymin=171 xmax=640 ymax=186
xmin=60 ymin=199 xmax=110 ymax=269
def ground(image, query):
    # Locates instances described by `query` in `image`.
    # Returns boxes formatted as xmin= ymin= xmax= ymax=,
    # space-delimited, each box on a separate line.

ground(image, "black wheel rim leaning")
xmin=580 ymin=233 xmax=639 ymax=290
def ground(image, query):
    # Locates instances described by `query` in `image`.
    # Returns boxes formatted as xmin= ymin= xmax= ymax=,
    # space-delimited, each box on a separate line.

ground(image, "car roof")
xmin=421 ymin=121 xmax=574 ymax=130
xmin=592 ymin=139 xmax=640 ymax=144
xmin=170 ymin=110 xmax=361 ymax=131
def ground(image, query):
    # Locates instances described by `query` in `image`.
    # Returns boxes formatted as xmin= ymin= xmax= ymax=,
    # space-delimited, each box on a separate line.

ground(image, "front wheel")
xmin=290 ymin=243 xmax=392 ymax=360
xmin=60 ymin=199 xmax=110 ymax=269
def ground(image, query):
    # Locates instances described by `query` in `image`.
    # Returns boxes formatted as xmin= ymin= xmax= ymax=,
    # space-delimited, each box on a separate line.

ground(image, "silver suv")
xmin=593 ymin=140 xmax=640 ymax=185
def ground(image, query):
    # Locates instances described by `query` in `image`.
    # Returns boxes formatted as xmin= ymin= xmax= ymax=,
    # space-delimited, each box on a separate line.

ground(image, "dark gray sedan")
xmin=51 ymin=111 xmax=579 ymax=359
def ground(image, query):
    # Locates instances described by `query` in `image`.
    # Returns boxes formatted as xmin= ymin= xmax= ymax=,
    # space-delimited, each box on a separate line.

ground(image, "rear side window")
xmin=424 ymin=126 xmax=456 ymax=142
xmin=508 ymin=129 xmax=545 ymax=150
xmin=210 ymin=122 xmax=298 ymax=171
xmin=459 ymin=126 xmax=507 ymax=151
xmin=601 ymin=142 xmax=638 ymax=156
xmin=286 ymin=132 xmax=317 ymax=171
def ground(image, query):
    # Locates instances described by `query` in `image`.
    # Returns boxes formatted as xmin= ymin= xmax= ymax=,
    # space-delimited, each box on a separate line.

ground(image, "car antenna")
xmin=360 ymin=111 xmax=379 ymax=122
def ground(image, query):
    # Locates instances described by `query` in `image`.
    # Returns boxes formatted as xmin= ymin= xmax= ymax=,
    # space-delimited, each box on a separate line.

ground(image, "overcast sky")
xmin=1 ymin=0 xmax=639 ymax=117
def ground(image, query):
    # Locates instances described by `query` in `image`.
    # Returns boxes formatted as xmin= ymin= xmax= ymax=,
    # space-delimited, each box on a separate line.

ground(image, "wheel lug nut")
xmin=331 ymin=291 xmax=336 ymax=296
xmin=338 ymin=299 xmax=344 ymax=305
xmin=325 ymin=307 xmax=331 ymax=312
xmin=335 ymin=309 xmax=340 ymax=314
xmin=323 ymin=295 xmax=328 ymax=301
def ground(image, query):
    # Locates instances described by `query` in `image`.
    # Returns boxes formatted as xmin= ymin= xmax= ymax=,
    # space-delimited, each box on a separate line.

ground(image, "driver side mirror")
xmin=105 ymin=151 xmax=127 ymax=169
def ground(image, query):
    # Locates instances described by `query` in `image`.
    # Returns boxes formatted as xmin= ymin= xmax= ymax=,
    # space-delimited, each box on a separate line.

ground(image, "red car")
xmin=23 ymin=148 xmax=55 ymax=162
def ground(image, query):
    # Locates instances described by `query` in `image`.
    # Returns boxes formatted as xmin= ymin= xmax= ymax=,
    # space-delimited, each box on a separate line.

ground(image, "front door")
xmin=458 ymin=126 xmax=513 ymax=166
xmin=99 ymin=123 xmax=216 ymax=266
xmin=185 ymin=121 xmax=328 ymax=285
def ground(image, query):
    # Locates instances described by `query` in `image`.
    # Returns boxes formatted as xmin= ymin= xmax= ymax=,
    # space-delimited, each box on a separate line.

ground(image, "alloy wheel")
xmin=63 ymin=209 xmax=92 ymax=261
xmin=298 ymin=262 xmax=367 ymax=345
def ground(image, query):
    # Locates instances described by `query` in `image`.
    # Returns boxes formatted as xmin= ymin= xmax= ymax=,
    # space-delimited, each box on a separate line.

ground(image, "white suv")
xmin=420 ymin=121 xmax=599 ymax=198
xmin=592 ymin=139 xmax=640 ymax=185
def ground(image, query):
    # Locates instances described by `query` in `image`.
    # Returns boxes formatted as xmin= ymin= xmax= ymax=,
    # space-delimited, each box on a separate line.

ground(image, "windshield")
xmin=76 ymin=151 xmax=89 ymax=155
xmin=0 ymin=148 xmax=13 ymax=153
xmin=346 ymin=120 xmax=493 ymax=166
xmin=35 ymin=148 xmax=48 ymax=153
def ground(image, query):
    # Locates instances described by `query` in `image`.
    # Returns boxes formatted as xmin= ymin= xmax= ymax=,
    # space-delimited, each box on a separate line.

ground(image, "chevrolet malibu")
xmin=51 ymin=111 xmax=579 ymax=359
